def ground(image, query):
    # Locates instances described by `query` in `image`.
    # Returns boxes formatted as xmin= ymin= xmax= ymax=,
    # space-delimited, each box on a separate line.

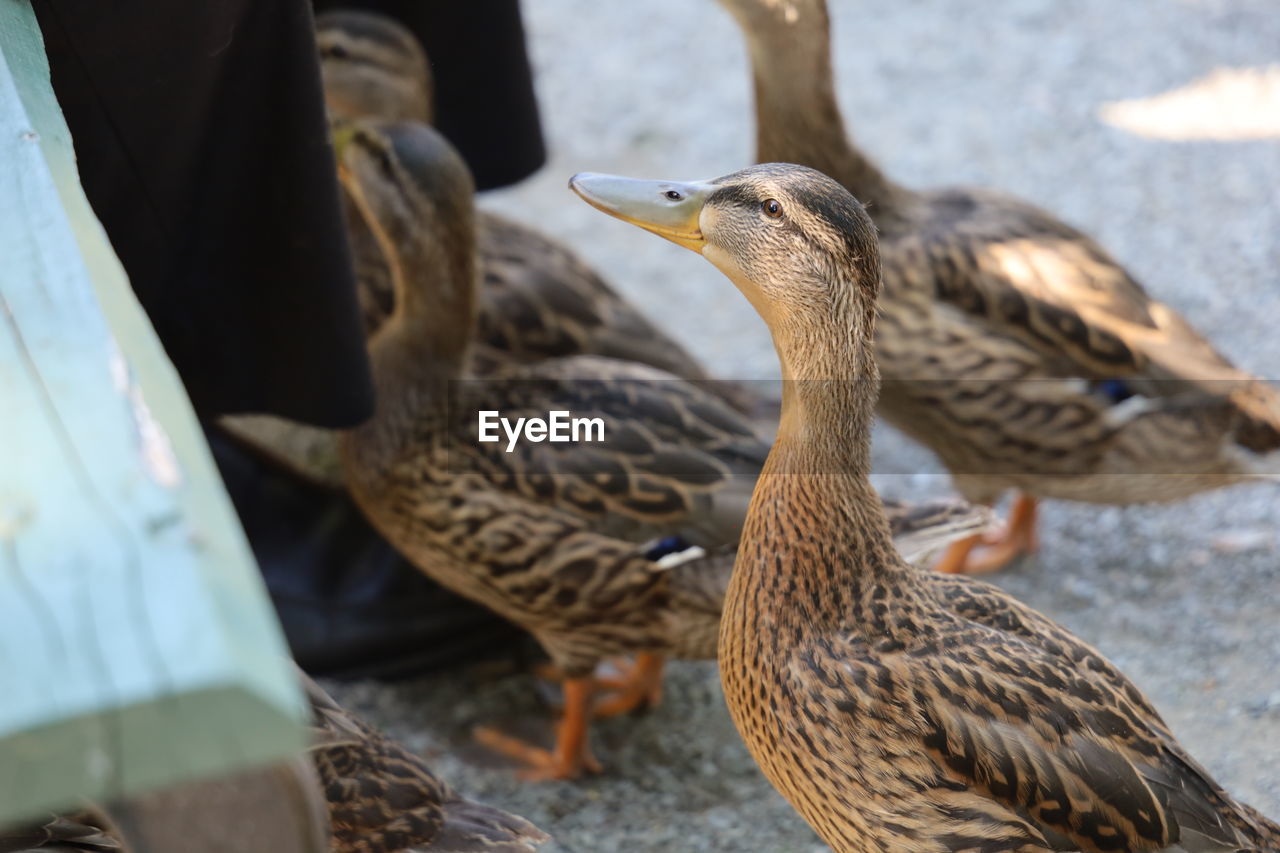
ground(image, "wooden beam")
xmin=0 ymin=0 xmax=308 ymax=825
xmin=106 ymin=758 xmax=331 ymax=853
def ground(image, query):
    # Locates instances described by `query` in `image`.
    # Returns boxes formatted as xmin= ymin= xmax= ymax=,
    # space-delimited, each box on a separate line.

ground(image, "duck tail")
xmin=303 ymin=671 xmax=549 ymax=852
xmin=1225 ymin=800 xmax=1280 ymax=852
xmin=429 ymin=797 xmax=550 ymax=852
xmin=885 ymin=498 xmax=996 ymax=565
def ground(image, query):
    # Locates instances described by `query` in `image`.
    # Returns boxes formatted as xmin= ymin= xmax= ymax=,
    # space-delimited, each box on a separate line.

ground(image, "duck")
xmin=305 ymin=674 xmax=548 ymax=852
xmin=571 ymin=162 xmax=1280 ymax=852
xmin=333 ymin=118 xmax=990 ymax=780
xmin=313 ymin=9 xmax=729 ymax=392
xmin=713 ymin=0 xmax=1280 ymax=574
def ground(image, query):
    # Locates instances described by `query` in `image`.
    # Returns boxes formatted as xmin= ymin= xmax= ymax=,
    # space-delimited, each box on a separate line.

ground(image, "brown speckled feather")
xmin=661 ymin=497 xmax=992 ymax=655
xmin=730 ymin=509 xmax=1280 ymax=851
xmin=305 ymin=676 xmax=548 ymax=852
xmin=335 ymin=120 xmax=763 ymax=687
xmin=343 ymin=352 xmax=764 ymax=673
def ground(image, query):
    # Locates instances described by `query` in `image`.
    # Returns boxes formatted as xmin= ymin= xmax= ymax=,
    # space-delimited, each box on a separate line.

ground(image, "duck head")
xmin=572 ymin=163 xmax=883 ymax=469
xmin=570 ymin=164 xmax=881 ymax=385
xmin=316 ymin=10 xmax=433 ymax=123
xmin=335 ymin=120 xmax=477 ymax=364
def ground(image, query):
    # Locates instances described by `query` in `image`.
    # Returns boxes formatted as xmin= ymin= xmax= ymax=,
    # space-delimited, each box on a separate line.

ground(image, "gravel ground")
xmin=327 ymin=2 xmax=1280 ymax=850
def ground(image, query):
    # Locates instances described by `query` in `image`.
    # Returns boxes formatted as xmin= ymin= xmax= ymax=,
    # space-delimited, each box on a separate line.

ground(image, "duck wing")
xmin=912 ymin=188 xmax=1280 ymax=451
xmin=916 ymin=189 xmax=1227 ymax=380
xmin=790 ymin=576 xmax=1274 ymax=852
xmin=305 ymin=676 xmax=548 ymax=852
xmin=456 ymin=355 xmax=767 ymax=547
xmin=476 ymin=212 xmax=711 ymax=382
xmin=880 ymin=497 xmax=995 ymax=565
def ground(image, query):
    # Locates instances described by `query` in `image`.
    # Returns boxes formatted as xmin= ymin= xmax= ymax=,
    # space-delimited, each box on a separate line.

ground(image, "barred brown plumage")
xmin=578 ymin=158 xmax=1280 ymax=852
xmin=305 ymin=674 xmax=548 ymax=852
xmin=718 ymin=0 xmax=1280 ymax=576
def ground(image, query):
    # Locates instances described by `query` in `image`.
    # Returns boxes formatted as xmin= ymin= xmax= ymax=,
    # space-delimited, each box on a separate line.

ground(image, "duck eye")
xmin=323 ymin=43 xmax=350 ymax=60
xmin=762 ymin=198 xmax=783 ymax=218
xmin=664 ymin=190 xmax=684 ymax=201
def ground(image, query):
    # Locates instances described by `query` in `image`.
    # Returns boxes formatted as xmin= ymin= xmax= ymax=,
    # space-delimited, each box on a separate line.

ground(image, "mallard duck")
xmin=334 ymin=119 xmax=989 ymax=779
xmin=714 ymin=0 xmax=1280 ymax=574
xmin=305 ymin=674 xmax=548 ymax=852
xmin=314 ymin=10 xmax=725 ymax=390
xmin=572 ymin=162 xmax=1280 ymax=852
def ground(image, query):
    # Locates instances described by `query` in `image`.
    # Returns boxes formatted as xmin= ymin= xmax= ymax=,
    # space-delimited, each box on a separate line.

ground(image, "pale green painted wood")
xmin=0 ymin=0 xmax=308 ymax=825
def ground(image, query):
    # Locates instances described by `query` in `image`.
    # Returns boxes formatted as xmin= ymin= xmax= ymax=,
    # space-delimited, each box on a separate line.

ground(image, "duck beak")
xmin=569 ymin=173 xmax=711 ymax=252
xmin=331 ymin=123 xmax=363 ymax=188
xmin=331 ymin=121 xmax=359 ymax=163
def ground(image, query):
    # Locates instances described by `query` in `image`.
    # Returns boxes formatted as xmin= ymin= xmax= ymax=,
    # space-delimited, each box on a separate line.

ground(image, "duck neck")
xmin=344 ymin=190 xmax=478 ymax=471
xmin=742 ymin=9 xmax=911 ymax=221
xmin=741 ymin=300 xmax=907 ymax=613
xmin=366 ymin=204 xmax=476 ymax=393
xmin=772 ymin=337 xmax=876 ymax=477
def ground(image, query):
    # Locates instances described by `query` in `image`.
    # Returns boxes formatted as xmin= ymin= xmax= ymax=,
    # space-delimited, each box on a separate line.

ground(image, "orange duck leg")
xmin=933 ymin=494 xmax=1039 ymax=575
xmin=591 ymin=653 xmax=665 ymax=718
xmin=474 ymin=679 xmax=603 ymax=781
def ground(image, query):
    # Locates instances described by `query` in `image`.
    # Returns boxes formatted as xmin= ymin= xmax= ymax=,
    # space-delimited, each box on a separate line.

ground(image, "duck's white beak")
xmin=569 ymin=172 xmax=712 ymax=252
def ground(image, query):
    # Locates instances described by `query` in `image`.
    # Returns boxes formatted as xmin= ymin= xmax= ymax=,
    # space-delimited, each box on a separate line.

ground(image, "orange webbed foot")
xmin=591 ymin=654 xmax=665 ymax=719
xmin=534 ymin=655 xmax=667 ymax=719
xmin=933 ymin=495 xmax=1039 ymax=575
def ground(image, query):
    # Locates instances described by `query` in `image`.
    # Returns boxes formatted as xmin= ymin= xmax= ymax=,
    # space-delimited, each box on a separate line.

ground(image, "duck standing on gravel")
xmin=572 ymin=162 xmax=1280 ymax=852
xmin=714 ymin=0 xmax=1280 ymax=575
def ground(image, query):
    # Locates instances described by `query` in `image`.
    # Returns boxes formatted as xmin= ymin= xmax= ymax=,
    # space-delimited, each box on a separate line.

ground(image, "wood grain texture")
xmin=0 ymin=0 xmax=306 ymax=825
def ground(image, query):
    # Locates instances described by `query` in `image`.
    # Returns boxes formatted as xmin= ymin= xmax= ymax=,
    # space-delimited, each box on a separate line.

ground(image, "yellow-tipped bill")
xmin=569 ymin=172 xmax=713 ymax=252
